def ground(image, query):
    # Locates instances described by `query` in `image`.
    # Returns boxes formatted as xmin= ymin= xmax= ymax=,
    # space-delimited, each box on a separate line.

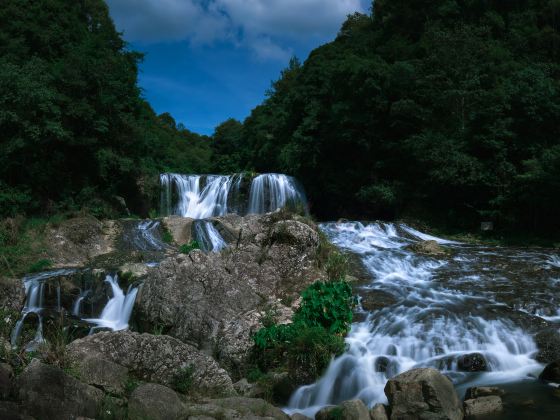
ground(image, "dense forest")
xmin=1 ymin=0 xmax=559 ymax=235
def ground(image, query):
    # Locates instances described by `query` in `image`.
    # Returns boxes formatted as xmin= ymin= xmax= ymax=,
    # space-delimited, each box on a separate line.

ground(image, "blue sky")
xmin=106 ymin=0 xmax=370 ymax=135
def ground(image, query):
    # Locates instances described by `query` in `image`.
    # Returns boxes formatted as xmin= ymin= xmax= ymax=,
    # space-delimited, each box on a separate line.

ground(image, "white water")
xmin=132 ymin=220 xmax=167 ymax=251
xmin=286 ymin=222 xmax=547 ymax=417
xmin=160 ymin=172 xmax=307 ymax=218
xmin=10 ymin=269 xmax=77 ymax=349
xmin=247 ymin=173 xmax=307 ymax=215
xmin=85 ymin=274 xmax=138 ymax=331
xmin=194 ymin=221 xmax=227 ymax=252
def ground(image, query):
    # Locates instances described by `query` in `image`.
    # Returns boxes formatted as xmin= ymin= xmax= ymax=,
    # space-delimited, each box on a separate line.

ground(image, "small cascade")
xmin=160 ymin=173 xmax=243 ymax=218
xmin=84 ymin=274 xmax=138 ymax=332
xmin=123 ymin=219 xmax=167 ymax=252
xmin=193 ymin=220 xmax=227 ymax=252
xmin=160 ymin=172 xmax=308 ymax=218
xmin=10 ymin=269 xmax=77 ymax=349
xmin=72 ymin=289 xmax=90 ymax=317
xmin=285 ymin=222 xmax=555 ymax=417
xmin=247 ymin=173 xmax=308 ymax=215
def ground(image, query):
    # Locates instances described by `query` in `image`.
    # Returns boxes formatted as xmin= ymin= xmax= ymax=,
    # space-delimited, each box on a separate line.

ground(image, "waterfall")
xmin=85 ymin=274 xmax=138 ymax=332
xmin=247 ymin=173 xmax=308 ymax=215
xmin=160 ymin=172 xmax=307 ymax=218
xmin=193 ymin=220 xmax=227 ymax=252
xmin=160 ymin=173 xmax=243 ymax=218
xmin=10 ymin=269 xmax=77 ymax=349
xmin=123 ymin=220 xmax=167 ymax=251
xmin=285 ymin=222 xmax=548 ymax=417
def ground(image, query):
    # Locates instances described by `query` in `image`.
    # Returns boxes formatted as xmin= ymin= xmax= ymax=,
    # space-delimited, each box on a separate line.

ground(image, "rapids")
xmin=286 ymin=222 xmax=560 ymax=417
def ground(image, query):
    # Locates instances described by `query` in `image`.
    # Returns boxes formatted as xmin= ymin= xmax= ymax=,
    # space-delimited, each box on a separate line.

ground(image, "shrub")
xmin=325 ymin=252 xmax=348 ymax=281
xmin=172 ymin=365 xmax=195 ymax=394
xmin=179 ymin=240 xmax=200 ymax=254
xmin=28 ymin=259 xmax=52 ymax=273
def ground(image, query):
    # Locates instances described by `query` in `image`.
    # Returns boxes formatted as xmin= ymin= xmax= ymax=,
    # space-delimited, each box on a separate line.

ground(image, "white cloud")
xmin=107 ymin=0 xmax=367 ymax=60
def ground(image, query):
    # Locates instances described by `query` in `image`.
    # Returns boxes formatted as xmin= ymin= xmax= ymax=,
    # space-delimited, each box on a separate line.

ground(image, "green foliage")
xmin=252 ymin=280 xmax=353 ymax=384
xmin=324 ymin=252 xmax=348 ymax=282
xmin=172 ymin=365 xmax=195 ymax=394
xmin=27 ymin=259 xmax=52 ymax=273
xmin=124 ymin=377 xmax=140 ymax=394
xmin=179 ymin=240 xmax=200 ymax=254
xmin=294 ymin=280 xmax=354 ymax=334
xmin=211 ymin=0 xmax=560 ymax=236
xmin=161 ymin=227 xmax=174 ymax=244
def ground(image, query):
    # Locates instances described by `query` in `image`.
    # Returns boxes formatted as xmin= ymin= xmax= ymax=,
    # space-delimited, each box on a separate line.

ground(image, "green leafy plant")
xmin=324 ymin=252 xmax=348 ymax=282
xmin=172 ymin=365 xmax=195 ymax=394
xmin=179 ymin=240 xmax=200 ymax=254
xmin=161 ymin=228 xmax=174 ymax=244
xmin=28 ymin=259 xmax=52 ymax=273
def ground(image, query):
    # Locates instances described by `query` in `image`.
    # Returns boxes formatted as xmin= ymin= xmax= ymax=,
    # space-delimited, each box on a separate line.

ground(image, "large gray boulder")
xmin=463 ymin=396 xmax=502 ymax=417
xmin=183 ymin=397 xmax=290 ymax=419
xmin=128 ymin=383 xmax=185 ymax=420
xmin=136 ymin=213 xmax=323 ymax=373
xmin=17 ymin=359 xmax=103 ymax=420
xmin=384 ymin=368 xmax=463 ymax=420
xmin=75 ymin=355 xmax=129 ymax=395
xmin=66 ymin=331 xmax=235 ymax=396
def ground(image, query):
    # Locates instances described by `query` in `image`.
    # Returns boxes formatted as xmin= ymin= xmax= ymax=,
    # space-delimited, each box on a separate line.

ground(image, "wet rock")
xmin=406 ymin=240 xmax=447 ymax=256
xmin=183 ymin=396 xmax=289 ymax=419
xmin=315 ymin=406 xmax=339 ymax=420
xmin=66 ymin=331 xmax=235 ymax=396
xmin=163 ymin=216 xmax=194 ymax=245
xmin=17 ymin=359 xmax=103 ymax=420
xmin=463 ymin=396 xmax=502 ymax=417
xmin=464 ymin=386 xmax=505 ymax=400
xmin=457 ymin=353 xmax=487 ymax=372
xmin=370 ymin=403 xmax=389 ymax=420
xmin=75 ymin=355 xmax=129 ymax=395
xmin=128 ymin=383 xmax=184 ymax=420
xmin=0 ymin=362 xmax=14 ymax=399
xmin=384 ymin=367 xmax=462 ymax=420
xmin=535 ymin=328 xmax=560 ymax=363
xmin=291 ymin=414 xmax=311 ymax=420
xmin=0 ymin=401 xmax=32 ymax=420
xmin=539 ymin=360 xmax=560 ymax=382
xmin=359 ymin=290 xmax=397 ymax=313
xmin=340 ymin=399 xmax=370 ymax=419
xmin=136 ymin=213 xmax=323 ymax=374
xmin=375 ymin=356 xmax=390 ymax=373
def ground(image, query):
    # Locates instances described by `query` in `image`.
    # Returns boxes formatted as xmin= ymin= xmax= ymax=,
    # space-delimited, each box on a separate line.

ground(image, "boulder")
xmin=162 ymin=216 xmax=194 ymax=245
xmin=136 ymin=213 xmax=323 ymax=374
xmin=457 ymin=353 xmax=487 ymax=372
xmin=0 ymin=401 xmax=33 ymax=420
xmin=370 ymin=403 xmax=389 ymax=420
xmin=464 ymin=386 xmax=505 ymax=400
xmin=315 ymin=406 xmax=339 ymax=420
xmin=384 ymin=368 xmax=463 ymax=420
xmin=128 ymin=383 xmax=185 ymax=420
xmin=183 ymin=396 xmax=289 ymax=419
xmin=535 ymin=328 xmax=560 ymax=363
xmin=291 ymin=414 xmax=311 ymax=420
xmin=75 ymin=355 xmax=129 ymax=395
xmin=539 ymin=360 xmax=560 ymax=382
xmin=17 ymin=359 xmax=103 ymax=420
xmin=339 ymin=399 xmax=370 ymax=419
xmin=0 ymin=362 xmax=14 ymax=399
xmin=66 ymin=331 xmax=235 ymax=396
xmin=463 ymin=396 xmax=502 ymax=417
xmin=407 ymin=240 xmax=447 ymax=256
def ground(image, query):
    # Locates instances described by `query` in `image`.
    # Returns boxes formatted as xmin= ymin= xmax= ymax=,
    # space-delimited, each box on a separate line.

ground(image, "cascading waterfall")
xmin=85 ymin=274 xmax=138 ymax=332
xmin=247 ymin=173 xmax=308 ymax=215
xmin=193 ymin=220 xmax=227 ymax=252
xmin=11 ymin=269 xmax=77 ymax=349
xmin=129 ymin=220 xmax=167 ymax=251
xmin=285 ymin=222 xmax=554 ymax=418
xmin=160 ymin=172 xmax=307 ymax=218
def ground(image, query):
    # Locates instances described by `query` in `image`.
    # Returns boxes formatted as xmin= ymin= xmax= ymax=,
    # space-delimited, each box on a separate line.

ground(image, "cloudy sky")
xmin=106 ymin=0 xmax=370 ymax=134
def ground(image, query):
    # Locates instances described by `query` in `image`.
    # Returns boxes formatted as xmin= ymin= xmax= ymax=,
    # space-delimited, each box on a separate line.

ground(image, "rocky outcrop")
xmin=0 ymin=277 xmax=24 ymax=313
xmin=16 ymin=359 xmax=103 ymax=420
xmin=136 ymin=213 xmax=323 ymax=374
xmin=384 ymin=368 xmax=463 ymax=420
xmin=370 ymin=403 xmax=389 ymax=420
xmin=535 ymin=328 xmax=560 ymax=363
xmin=0 ymin=363 xmax=13 ymax=400
xmin=183 ymin=396 xmax=290 ymax=419
xmin=464 ymin=386 xmax=505 ymax=400
xmin=128 ymin=383 xmax=184 ymax=420
xmin=457 ymin=353 xmax=487 ymax=372
xmin=66 ymin=331 xmax=235 ymax=396
xmin=315 ymin=400 xmax=370 ymax=420
xmin=46 ymin=217 xmax=119 ymax=267
xmin=163 ymin=216 xmax=194 ymax=245
xmin=406 ymin=240 xmax=448 ymax=256
xmin=75 ymin=355 xmax=129 ymax=395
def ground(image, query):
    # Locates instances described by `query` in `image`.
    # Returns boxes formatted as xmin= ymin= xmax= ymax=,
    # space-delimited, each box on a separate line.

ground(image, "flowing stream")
xmin=286 ymin=222 xmax=560 ymax=417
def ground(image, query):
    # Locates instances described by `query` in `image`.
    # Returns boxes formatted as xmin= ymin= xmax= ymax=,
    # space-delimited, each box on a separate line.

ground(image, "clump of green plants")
xmin=28 ymin=259 xmax=52 ymax=273
xmin=324 ymin=252 xmax=348 ymax=282
xmin=179 ymin=240 xmax=200 ymax=254
xmin=161 ymin=226 xmax=174 ymax=244
xmin=252 ymin=279 xmax=354 ymax=385
xmin=172 ymin=365 xmax=195 ymax=394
